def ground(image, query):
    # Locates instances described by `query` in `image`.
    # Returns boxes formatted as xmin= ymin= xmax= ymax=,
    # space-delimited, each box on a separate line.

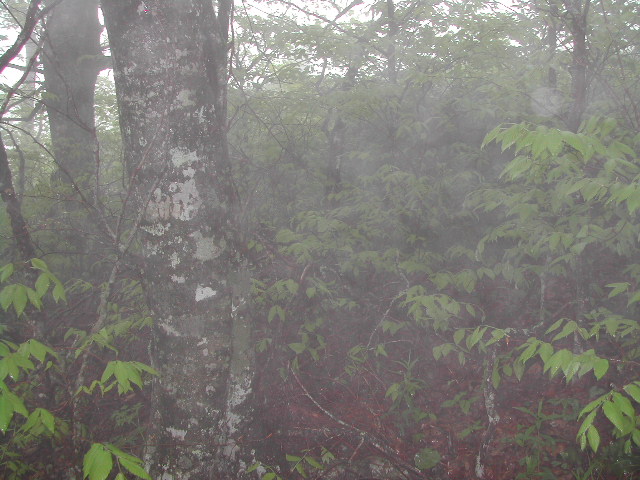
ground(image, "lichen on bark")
xmin=101 ymin=0 xmax=252 ymax=478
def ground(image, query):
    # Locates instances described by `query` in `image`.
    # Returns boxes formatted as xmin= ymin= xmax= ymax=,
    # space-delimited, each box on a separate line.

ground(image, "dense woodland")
xmin=0 ymin=0 xmax=639 ymax=479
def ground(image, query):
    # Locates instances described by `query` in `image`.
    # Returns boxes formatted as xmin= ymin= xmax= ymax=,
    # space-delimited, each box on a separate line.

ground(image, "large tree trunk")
xmin=102 ymin=1 xmax=255 ymax=478
xmin=42 ymin=0 xmax=106 ymax=266
xmin=42 ymin=0 xmax=103 ymax=183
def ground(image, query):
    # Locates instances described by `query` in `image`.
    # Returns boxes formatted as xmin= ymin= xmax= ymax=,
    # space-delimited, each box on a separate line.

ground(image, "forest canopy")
xmin=0 ymin=0 xmax=639 ymax=479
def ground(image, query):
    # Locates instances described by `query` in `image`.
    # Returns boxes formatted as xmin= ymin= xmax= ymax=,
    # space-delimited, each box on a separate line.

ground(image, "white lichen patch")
xmin=143 ymin=241 xmax=159 ymax=256
xmin=170 ymin=179 xmax=202 ymax=220
xmin=228 ymin=374 xmax=252 ymax=409
xmin=195 ymin=285 xmax=217 ymax=302
xmin=141 ymin=222 xmax=169 ymax=236
xmin=176 ymin=89 xmax=196 ymax=107
xmin=170 ymin=252 xmax=180 ymax=268
xmin=182 ymin=166 xmax=196 ymax=178
xmin=174 ymin=48 xmax=189 ymax=59
xmin=197 ymin=338 xmax=208 ymax=346
xmin=159 ymin=322 xmax=181 ymax=337
xmin=191 ymin=231 xmax=224 ymax=261
xmin=195 ymin=106 xmax=206 ymax=124
xmin=166 ymin=427 xmax=187 ymax=441
xmin=224 ymin=374 xmax=253 ymax=436
xmin=170 ymin=274 xmax=185 ymax=283
xmin=170 ymin=147 xmax=198 ymax=168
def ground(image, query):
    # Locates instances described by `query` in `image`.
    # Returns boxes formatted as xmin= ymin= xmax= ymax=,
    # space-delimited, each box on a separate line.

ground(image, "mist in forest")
xmin=0 ymin=1 xmax=639 ymax=479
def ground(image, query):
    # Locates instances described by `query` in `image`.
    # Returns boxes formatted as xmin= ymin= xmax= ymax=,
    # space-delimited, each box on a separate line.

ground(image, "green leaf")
xmin=579 ymin=395 xmax=606 ymax=418
xmin=20 ymin=339 xmax=43 ymax=363
xmin=453 ymin=329 xmax=465 ymax=345
xmin=52 ymin=282 xmax=66 ymax=303
xmin=612 ymin=392 xmax=635 ymax=420
xmin=513 ymin=360 xmax=525 ymax=381
xmin=26 ymin=287 xmax=42 ymax=310
xmin=83 ymin=444 xmax=113 ymax=480
xmin=13 ymin=285 xmax=28 ymax=316
xmin=432 ymin=345 xmax=442 ymax=361
xmin=0 ymin=393 xmax=15 ymax=433
xmin=305 ymin=456 xmax=323 ymax=469
xmin=286 ymin=454 xmax=301 ymax=462
xmin=267 ymin=305 xmax=285 ymax=323
xmin=35 ymin=274 xmax=51 ymax=298
xmin=30 ymin=259 xmax=48 ymax=271
xmin=0 ymin=284 xmax=14 ymax=311
xmin=0 ymin=264 xmax=14 ymax=283
xmin=101 ymin=362 xmax=115 ymax=384
xmin=627 ymin=191 xmax=640 ymax=214
xmin=38 ymin=408 xmax=55 ymax=434
xmin=627 ymin=291 xmax=640 ymax=306
xmin=538 ymin=343 xmax=554 ymax=363
xmin=288 ymin=343 xmax=306 ymax=354
xmin=485 ymin=329 xmax=505 ymax=347
xmin=375 ymin=344 xmax=388 ymax=357
xmin=607 ymin=283 xmax=630 ymax=298
xmin=6 ymin=390 xmax=27 ymax=417
xmin=563 ymin=132 xmax=587 ymax=156
xmin=586 ymin=425 xmax=600 ymax=452
xmin=414 ymin=447 xmax=441 ymax=470
xmin=577 ymin=409 xmax=598 ymax=437
xmin=518 ymin=339 xmax=540 ymax=364
xmin=552 ymin=320 xmax=577 ymax=342
xmin=593 ymin=358 xmax=609 ymax=380
xmin=546 ymin=318 xmax=565 ymax=334
xmin=623 ymin=383 xmax=640 ymax=404
xmin=118 ymin=456 xmax=151 ymax=480
xmin=481 ymin=125 xmax=503 ymax=149
xmin=466 ymin=326 xmax=487 ymax=350
xmin=294 ymin=462 xmax=307 ymax=478
xmin=603 ymin=400 xmax=627 ymax=433
xmin=491 ymin=364 xmax=501 ymax=389
xmin=263 ymin=473 xmax=276 ymax=480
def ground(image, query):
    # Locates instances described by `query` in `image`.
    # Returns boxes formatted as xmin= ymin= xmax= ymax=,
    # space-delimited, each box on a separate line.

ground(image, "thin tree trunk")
xmin=563 ymin=0 xmax=590 ymax=132
xmin=0 ymin=135 xmax=37 ymax=262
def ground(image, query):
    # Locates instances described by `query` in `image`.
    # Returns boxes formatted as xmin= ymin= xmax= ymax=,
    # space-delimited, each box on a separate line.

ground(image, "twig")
xmin=290 ymin=366 xmax=424 ymax=478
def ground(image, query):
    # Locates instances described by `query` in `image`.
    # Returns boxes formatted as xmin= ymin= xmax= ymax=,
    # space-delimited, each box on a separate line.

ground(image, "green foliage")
xmin=78 ymin=361 xmax=158 ymax=396
xmin=477 ymin=120 xmax=640 ymax=452
xmin=413 ymin=447 xmax=441 ymax=470
xmin=0 ymin=259 xmax=66 ymax=316
xmin=83 ymin=443 xmax=150 ymax=480
xmin=0 ymin=260 xmax=152 ymax=478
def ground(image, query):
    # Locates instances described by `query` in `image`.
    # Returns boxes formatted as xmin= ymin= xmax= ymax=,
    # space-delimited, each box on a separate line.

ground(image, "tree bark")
xmin=42 ymin=0 xmax=106 ymax=265
xmin=42 ymin=0 xmax=103 ymax=184
xmin=0 ymin=135 xmax=37 ymax=262
xmin=102 ymin=1 xmax=255 ymax=478
xmin=563 ymin=0 xmax=590 ymax=132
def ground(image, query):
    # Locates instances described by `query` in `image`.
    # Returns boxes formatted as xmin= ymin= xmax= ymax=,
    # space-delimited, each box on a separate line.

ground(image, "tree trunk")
xmin=42 ymin=0 xmax=105 ymax=264
xmin=563 ymin=0 xmax=590 ymax=132
xmin=43 ymin=0 xmax=103 ymax=183
xmin=102 ymin=1 xmax=255 ymax=478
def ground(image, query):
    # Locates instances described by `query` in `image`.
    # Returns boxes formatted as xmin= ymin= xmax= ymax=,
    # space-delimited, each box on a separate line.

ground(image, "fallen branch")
xmin=290 ymin=366 xmax=424 ymax=478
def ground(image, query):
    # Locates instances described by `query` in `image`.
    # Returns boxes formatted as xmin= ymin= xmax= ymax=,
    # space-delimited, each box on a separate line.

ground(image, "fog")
xmin=0 ymin=1 xmax=639 ymax=479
